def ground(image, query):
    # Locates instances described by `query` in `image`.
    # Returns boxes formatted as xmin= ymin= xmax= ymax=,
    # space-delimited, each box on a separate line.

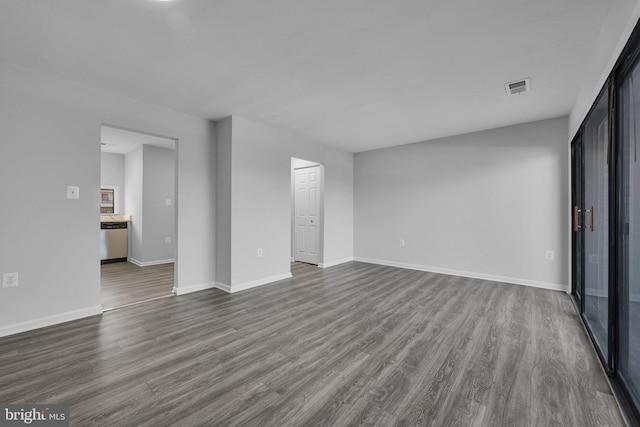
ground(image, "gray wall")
xmin=0 ymin=63 xmax=216 ymax=336
xmin=124 ymin=146 xmax=143 ymax=261
xmin=100 ymin=152 xmax=125 ymax=213
xmin=215 ymin=117 xmax=233 ymax=286
xmin=569 ymin=0 xmax=640 ymax=136
xmin=220 ymin=116 xmax=354 ymax=290
xmin=141 ymin=145 xmax=175 ymax=263
xmin=354 ymin=116 xmax=569 ymax=290
xmin=125 ymin=145 xmax=176 ymax=264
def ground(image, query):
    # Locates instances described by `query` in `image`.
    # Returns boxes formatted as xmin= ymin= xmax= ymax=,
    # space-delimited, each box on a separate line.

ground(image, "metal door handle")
xmin=573 ymin=206 xmax=580 ymax=232
xmin=584 ymin=206 xmax=594 ymax=232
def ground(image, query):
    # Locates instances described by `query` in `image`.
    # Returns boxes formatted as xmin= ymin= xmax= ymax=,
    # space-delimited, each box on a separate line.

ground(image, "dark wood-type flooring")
xmin=100 ymin=262 xmax=174 ymax=309
xmin=0 ymin=262 xmax=625 ymax=426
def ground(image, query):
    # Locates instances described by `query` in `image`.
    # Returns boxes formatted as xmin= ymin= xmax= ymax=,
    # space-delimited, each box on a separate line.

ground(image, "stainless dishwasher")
xmin=100 ymin=222 xmax=128 ymax=263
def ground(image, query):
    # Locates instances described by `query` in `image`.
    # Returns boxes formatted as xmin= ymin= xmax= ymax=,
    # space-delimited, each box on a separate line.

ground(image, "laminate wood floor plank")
xmin=0 ymin=261 xmax=625 ymax=426
xmin=101 ymin=262 xmax=174 ymax=309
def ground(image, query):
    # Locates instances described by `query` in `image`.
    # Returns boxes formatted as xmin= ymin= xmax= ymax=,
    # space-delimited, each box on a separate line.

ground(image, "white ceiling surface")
xmin=101 ymin=126 xmax=176 ymax=155
xmin=0 ymin=0 xmax=614 ymax=152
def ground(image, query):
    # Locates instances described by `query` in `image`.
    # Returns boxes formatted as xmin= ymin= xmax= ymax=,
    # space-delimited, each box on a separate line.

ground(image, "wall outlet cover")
xmin=66 ymin=186 xmax=80 ymax=199
xmin=3 ymin=272 xmax=19 ymax=288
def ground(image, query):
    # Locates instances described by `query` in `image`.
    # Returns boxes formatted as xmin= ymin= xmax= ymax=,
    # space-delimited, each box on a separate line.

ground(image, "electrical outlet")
xmin=166 ymin=198 xmax=172 ymax=206
xmin=400 ymin=239 xmax=405 ymax=247
xmin=3 ymin=272 xmax=18 ymax=288
xmin=165 ymin=237 xmax=171 ymax=244
xmin=545 ymin=250 xmax=554 ymax=261
xmin=66 ymin=186 xmax=80 ymax=199
xmin=257 ymin=248 xmax=263 ymax=257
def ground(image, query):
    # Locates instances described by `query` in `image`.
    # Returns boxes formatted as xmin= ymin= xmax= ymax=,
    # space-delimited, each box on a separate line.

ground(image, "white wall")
xmin=354 ymin=116 xmax=569 ymax=291
xmin=219 ymin=116 xmax=354 ymax=291
xmin=0 ymin=62 xmax=216 ymax=336
xmin=100 ymin=152 xmax=125 ymax=213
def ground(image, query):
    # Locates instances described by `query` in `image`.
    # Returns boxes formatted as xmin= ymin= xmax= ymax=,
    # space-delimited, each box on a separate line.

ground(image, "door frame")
xmin=570 ymin=80 xmax=616 ymax=374
xmin=569 ymin=17 xmax=640 ymax=426
xmin=99 ymin=124 xmax=179 ymax=306
xmin=291 ymin=158 xmax=324 ymax=266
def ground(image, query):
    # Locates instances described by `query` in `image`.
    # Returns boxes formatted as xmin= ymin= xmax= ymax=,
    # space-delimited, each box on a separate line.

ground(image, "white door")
xmin=294 ymin=165 xmax=321 ymax=264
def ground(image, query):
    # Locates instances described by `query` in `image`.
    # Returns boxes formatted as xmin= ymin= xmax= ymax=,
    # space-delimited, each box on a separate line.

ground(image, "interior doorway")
xmin=291 ymin=158 xmax=324 ymax=267
xmin=100 ymin=125 xmax=178 ymax=310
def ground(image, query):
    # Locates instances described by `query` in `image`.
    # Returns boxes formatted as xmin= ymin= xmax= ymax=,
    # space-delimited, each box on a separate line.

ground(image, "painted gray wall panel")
xmin=141 ymin=145 xmax=175 ymax=263
xmin=124 ymin=146 xmax=143 ymax=261
xmin=354 ymin=116 xmax=569 ymax=289
xmin=230 ymin=116 xmax=354 ymax=287
xmin=215 ymin=117 xmax=233 ymax=286
xmin=0 ymin=63 xmax=216 ymax=333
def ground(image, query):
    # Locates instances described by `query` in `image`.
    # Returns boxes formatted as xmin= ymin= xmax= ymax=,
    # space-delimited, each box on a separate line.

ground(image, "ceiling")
xmin=101 ymin=125 xmax=176 ymax=155
xmin=0 ymin=0 xmax=615 ymax=152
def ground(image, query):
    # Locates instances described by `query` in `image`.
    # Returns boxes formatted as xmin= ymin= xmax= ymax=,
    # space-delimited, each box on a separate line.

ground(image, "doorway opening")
xmin=291 ymin=158 xmax=324 ymax=275
xmin=100 ymin=125 xmax=178 ymax=310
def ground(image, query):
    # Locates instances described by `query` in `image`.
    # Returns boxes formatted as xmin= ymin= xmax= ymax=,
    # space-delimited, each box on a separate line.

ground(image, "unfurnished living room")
xmin=2 ymin=1 xmax=640 ymax=426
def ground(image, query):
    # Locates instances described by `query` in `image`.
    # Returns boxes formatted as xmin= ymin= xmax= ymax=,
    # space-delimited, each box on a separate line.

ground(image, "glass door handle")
xmin=574 ymin=206 xmax=580 ymax=232
xmin=584 ymin=206 xmax=595 ymax=232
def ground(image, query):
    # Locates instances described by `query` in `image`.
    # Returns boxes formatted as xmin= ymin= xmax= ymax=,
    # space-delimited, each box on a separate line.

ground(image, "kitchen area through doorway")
xmin=100 ymin=125 xmax=177 ymax=310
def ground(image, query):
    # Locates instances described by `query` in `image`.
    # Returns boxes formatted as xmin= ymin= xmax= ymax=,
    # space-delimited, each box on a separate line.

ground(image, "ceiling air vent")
xmin=505 ymin=78 xmax=530 ymax=96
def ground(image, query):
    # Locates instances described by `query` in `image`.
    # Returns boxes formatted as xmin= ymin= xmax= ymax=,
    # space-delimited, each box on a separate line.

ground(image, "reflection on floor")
xmin=584 ymin=294 xmax=640 ymax=402
xmin=584 ymin=293 xmax=609 ymax=351
xmin=101 ymin=262 xmax=174 ymax=310
xmin=621 ymin=300 xmax=640 ymax=398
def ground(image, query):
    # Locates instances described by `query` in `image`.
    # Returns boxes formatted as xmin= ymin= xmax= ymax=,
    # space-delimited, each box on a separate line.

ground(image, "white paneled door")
xmin=294 ymin=165 xmax=321 ymax=265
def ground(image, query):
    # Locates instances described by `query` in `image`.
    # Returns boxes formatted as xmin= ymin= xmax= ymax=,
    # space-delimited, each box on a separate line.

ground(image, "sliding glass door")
xmin=573 ymin=86 xmax=612 ymax=367
xmin=618 ymin=56 xmax=640 ymax=414
xmin=584 ymin=89 xmax=611 ymax=362
xmin=571 ymin=133 xmax=584 ymax=307
xmin=571 ymin=21 xmax=640 ymax=425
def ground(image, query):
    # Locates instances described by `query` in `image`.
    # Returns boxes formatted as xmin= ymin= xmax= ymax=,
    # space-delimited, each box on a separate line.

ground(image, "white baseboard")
xmin=0 ymin=305 xmax=103 ymax=338
xmin=173 ymin=273 xmax=292 ymax=296
xmin=213 ymin=282 xmax=231 ymax=293
xmin=173 ymin=281 xmax=218 ymax=296
xmin=319 ymin=257 xmax=354 ymax=269
xmin=231 ymin=273 xmax=292 ymax=293
xmin=354 ymin=257 xmax=569 ymax=292
xmin=130 ymin=258 xmax=175 ymax=267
